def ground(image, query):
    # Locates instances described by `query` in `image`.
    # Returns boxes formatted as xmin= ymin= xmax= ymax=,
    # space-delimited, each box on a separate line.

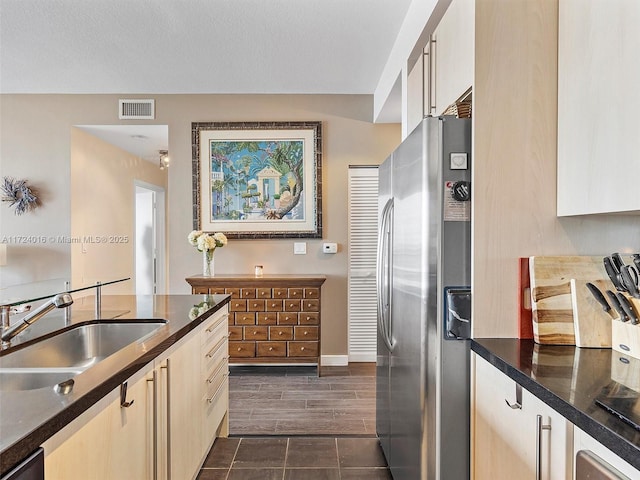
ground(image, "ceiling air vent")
xmin=118 ymin=99 xmax=155 ymax=120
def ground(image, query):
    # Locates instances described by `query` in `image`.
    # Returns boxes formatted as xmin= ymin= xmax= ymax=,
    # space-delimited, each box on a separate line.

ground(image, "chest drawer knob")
xmin=278 ymin=331 xmax=283 ymax=335
xmin=306 ymin=316 xmax=311 ymax=321
xmin=304 ymin=331 xmax=308 ymax=336
xmin=269 ymin=347 xmax=274 ymax=351
xmin=237 ymin=347 xmax=242 ymax=352
xmin=271 ymin=303 xmax=276 ymax=307
xmin=300 ymin=346 xmax=305 ymax=351
xmin=286 ymin=316 xmax=290 ymax=321
xmin=253 ymin=330 xmax=258 ymax=335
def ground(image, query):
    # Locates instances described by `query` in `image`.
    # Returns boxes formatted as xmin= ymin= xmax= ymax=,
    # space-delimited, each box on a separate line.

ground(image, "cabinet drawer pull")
xmin=300 ymin=346 xmax=305 ymax=351
xmin=207 ymin=357 xmax=229 ymax=384
xmin=253 ymin=330 xmax=258 ymax=335
xmin=535 ymin=414 xmax=551 ymax=480
xmin=269 ymin=347 xmax=274 ymax=351
xmin=207 ymin=373 xmax=229 ymax=403
xmin=237 ymin=347 xmax=242 ymax=352
xmin=271 ymin=303 xmax=276 ymax=307
xmin=206 ymin=335 xmax=228 ymax=358
xmin=278 ymin=331 xmax=283 ymax=336
xmin=120 ymin=381 xmax=134 ymax=408
xmin=304 ymin=331 xmax=308 ymax=336
xmin=306 ymin=316 xmax=311 ymax=321
xmin=505 ymin=384 xmax=522 ymax=410
xmin=285 ymin=316 xmax=290 ymax=321
xmin=292 ymin=291 xmax=298 ymax=296
xmin=206 ymin=313 xmax=229 ymax=332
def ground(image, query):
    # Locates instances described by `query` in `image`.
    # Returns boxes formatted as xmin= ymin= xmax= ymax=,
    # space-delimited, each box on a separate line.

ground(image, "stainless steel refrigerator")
xmin=376 ymin=116 xmax=472 ymax=480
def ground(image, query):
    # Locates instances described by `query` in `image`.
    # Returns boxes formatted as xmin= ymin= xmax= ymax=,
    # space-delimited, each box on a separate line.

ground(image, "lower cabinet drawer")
xmin=256 ymin=341 xmax=287 ymax=357
xmin=228 ymin=326 xmax=243 ymax=341
xmin=294 ymin=326 xmax=318 ymax=340
xmin=269 ymin=326 xmax=293 ymax=340
xmin=230 ymin=341 xmax=256 ymax=357
xmin=244 ymin=326 xmax=268 ymax=340
xmin=288 ymin=341 xmax=318 ymax=357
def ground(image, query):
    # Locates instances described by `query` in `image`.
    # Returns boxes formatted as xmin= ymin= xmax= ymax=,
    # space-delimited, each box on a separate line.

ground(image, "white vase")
xmin=203 ymin=250 xmax=214 ymax=276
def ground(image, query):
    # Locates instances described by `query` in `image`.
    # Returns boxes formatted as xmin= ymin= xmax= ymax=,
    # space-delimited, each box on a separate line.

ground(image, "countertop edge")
xmin=0 ymin=296 xmax=231 ymax=476
xmin=471 ymin=340 xmax=640 ymax=471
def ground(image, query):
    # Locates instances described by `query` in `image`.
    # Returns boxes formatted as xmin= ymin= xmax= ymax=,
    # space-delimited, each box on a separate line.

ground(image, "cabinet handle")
xmin=429 ymin=34 xmax=437 ymax=114
xmin=147 ymin=371 xmax=158 ymax=480
xmin=207 ymin=357 xmax=229 ymax=384
xmin=253 ymin=330 xmax=258 ymax=335
xmin=207 ymin=373 xmax=229 ymax=403
xmin=269 ymin=347 xmax=274 ymax=351
xmin=300 ymin=347 xmax=305 ymax=351
xmin=306 ymin=316 xmax=311 ymax=321
xmin=206 ymin=335 xmax=227 ymax=358
xmin=237 ymin=347 xmax=242 ymax=351
xmin=278 ymin=331 xmax=283 ymax=336
xmin=304 ymin=331 xmax=308 ymax=336
xmin=120 ymin=381 xmax=134 ymax=408
xmin=206 ymin=314 xmax=229 ymax=332
xmin=161 ymin=361 xmax=172 ymax=480
xmin=505 ymin=383 xmax=522 ymax=410
xmin=272 ymin=303 xmax=276 ymax=307
xmin=535 ymin=414 xmax=551 ymax=480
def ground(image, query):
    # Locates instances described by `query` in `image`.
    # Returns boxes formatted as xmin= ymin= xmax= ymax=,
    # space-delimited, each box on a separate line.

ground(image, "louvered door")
xmin=348 ymin=166 xmax=379 ymax=362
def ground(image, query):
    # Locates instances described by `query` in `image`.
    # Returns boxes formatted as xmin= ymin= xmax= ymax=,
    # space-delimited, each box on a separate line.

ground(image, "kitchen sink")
xmin=0 ymin=320 xmax=167 ymax=374
xmin=0 ymin=369 xmax=81 ymax=391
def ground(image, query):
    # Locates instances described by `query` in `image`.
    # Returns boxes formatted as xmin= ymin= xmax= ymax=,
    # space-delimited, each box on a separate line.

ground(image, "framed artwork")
xmin=192 ymin=121 xmax=322 ymax=239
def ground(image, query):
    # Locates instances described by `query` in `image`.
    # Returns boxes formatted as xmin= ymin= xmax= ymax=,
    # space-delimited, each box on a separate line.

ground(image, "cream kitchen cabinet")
xmin=573 ymin=427 xmax=639 ymax=479
xmin=426 ymin=0 xmax=474 ymax=116
xmin=43 ymin=305 xmax=229 ymax=480
xmin=557 ymin=0 xmax=640 ymax=215
xmin=471 ymin=354 xmax=573 ymax=479
xmin=43 ymin=367 xmax=152 ymax=479
xmin=404 ymin=0 xmax=474 ymax=139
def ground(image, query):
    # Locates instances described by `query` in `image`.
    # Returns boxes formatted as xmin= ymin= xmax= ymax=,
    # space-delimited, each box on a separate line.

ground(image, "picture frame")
xmin=192 ymin=121 xmax=322 ymax=239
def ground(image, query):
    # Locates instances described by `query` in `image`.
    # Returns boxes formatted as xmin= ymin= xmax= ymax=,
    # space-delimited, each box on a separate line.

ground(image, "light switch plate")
xmin=293 ymin=242 xmax=307 ymax=255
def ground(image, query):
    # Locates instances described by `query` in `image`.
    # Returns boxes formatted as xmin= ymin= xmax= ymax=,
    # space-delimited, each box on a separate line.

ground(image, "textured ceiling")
xmin=0 ymin=0 xmax=413 ymax=94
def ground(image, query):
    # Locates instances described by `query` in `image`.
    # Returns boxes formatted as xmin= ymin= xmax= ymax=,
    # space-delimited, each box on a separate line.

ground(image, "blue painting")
xmin=209 ymin=140 xmax=305 ymax=222
xmin=193 ymin=121 xmax=322 ymax=239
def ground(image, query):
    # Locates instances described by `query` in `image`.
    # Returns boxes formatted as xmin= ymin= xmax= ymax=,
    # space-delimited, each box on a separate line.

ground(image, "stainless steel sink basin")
xmin=0 ymin=370 xmax=81 ymax=391
xmin=0 ymin=321 xmax=166 ymax=390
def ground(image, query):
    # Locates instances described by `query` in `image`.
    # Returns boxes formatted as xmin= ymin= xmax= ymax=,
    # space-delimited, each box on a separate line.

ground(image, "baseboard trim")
xmin=320 ymin=355 xmax=349 ymax=366
xmin=348 ymin=352 xmax=376 ymax=363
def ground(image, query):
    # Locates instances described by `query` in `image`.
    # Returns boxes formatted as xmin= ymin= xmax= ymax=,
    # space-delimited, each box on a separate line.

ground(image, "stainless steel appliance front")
xmin=376 ymin=117 xmax=472 ymax=480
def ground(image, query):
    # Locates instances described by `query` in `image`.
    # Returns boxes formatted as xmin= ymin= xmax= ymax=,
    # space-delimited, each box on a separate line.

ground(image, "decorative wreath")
xmin=1 ymin=176 xmax=39 ymax=215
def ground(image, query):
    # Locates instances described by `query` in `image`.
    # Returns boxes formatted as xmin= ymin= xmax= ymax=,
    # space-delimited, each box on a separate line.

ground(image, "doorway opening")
xmin=135 ymin=182 xmax=166 ymax=294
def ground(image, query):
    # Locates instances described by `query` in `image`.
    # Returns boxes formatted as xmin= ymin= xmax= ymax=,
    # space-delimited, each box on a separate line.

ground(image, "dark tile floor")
xmin=229 ymin=364 xmax=376 ymax=436
xmin=197 ymin=437 xmax=392 ymax=480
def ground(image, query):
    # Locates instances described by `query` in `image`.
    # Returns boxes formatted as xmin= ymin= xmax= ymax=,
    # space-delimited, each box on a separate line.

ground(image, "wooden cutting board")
xmin=529 ymin=256 xmax=614 ymax=347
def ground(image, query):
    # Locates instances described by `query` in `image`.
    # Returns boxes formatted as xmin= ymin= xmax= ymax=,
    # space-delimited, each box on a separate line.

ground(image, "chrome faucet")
xmin=1 ymin=293 xmax=74 ymax=345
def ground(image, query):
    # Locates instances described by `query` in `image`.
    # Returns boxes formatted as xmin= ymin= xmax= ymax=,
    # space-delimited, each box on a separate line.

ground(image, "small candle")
xmin=254 ymin=265 xmax=263 ymax=277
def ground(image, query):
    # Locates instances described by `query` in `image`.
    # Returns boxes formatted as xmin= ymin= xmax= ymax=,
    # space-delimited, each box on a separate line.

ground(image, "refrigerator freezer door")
xmin=388 ymin=119 xmax=429 ymax=480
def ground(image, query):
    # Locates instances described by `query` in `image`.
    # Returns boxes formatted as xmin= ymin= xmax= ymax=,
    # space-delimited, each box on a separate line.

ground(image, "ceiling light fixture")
xmin=159 ymin=150 xmax=170 ymax=170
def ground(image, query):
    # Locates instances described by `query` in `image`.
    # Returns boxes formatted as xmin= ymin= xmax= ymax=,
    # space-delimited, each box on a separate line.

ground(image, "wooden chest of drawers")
xmin=186 ymin=275 xmax=326 ymax=372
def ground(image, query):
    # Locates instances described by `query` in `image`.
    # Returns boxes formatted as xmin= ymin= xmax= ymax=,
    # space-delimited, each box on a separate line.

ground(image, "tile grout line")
xmin=335 ymin=437 xmax=341 ymax=479
xmin=223 ymin=438 xmax=241 ymax=480
xmin=282 ymin=437 xmax=290 ymax=480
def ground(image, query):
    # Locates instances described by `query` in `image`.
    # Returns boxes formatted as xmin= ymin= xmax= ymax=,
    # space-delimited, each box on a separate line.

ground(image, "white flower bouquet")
xmin=189 ymin=230 xmax=227 ymax=275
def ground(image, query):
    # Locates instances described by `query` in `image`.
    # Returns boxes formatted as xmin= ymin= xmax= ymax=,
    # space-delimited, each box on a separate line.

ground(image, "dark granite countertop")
xmin=471 ymin=338 xmax=640 ymax=471
xmin=0 ymin=293 xmax=230 ymax=476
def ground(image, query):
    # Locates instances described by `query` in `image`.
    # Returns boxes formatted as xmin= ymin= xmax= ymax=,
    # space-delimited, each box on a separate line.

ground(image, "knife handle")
xmin=616 ymin=293 xmax=639 ymax=325
xmin=606 ymin=290 xmax=628 ymax=322
xmin=586 ymin=282 xmax=611 ymax=312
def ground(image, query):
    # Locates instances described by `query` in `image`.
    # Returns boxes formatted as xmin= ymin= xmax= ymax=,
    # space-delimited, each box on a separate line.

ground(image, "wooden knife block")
xmin=611 ymin=297 xmax=640 ymax=360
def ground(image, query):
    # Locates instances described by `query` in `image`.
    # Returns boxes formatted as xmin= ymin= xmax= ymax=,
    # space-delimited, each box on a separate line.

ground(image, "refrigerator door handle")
xmin=376 ymin=198 xmax=394 ymax=352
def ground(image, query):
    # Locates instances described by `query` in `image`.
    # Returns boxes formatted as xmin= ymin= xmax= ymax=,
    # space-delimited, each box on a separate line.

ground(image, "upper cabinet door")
xmin=432 ymin=0 xmax=474 ymax=114
xmin=557 ymin=0 xmax=640 ymax=215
